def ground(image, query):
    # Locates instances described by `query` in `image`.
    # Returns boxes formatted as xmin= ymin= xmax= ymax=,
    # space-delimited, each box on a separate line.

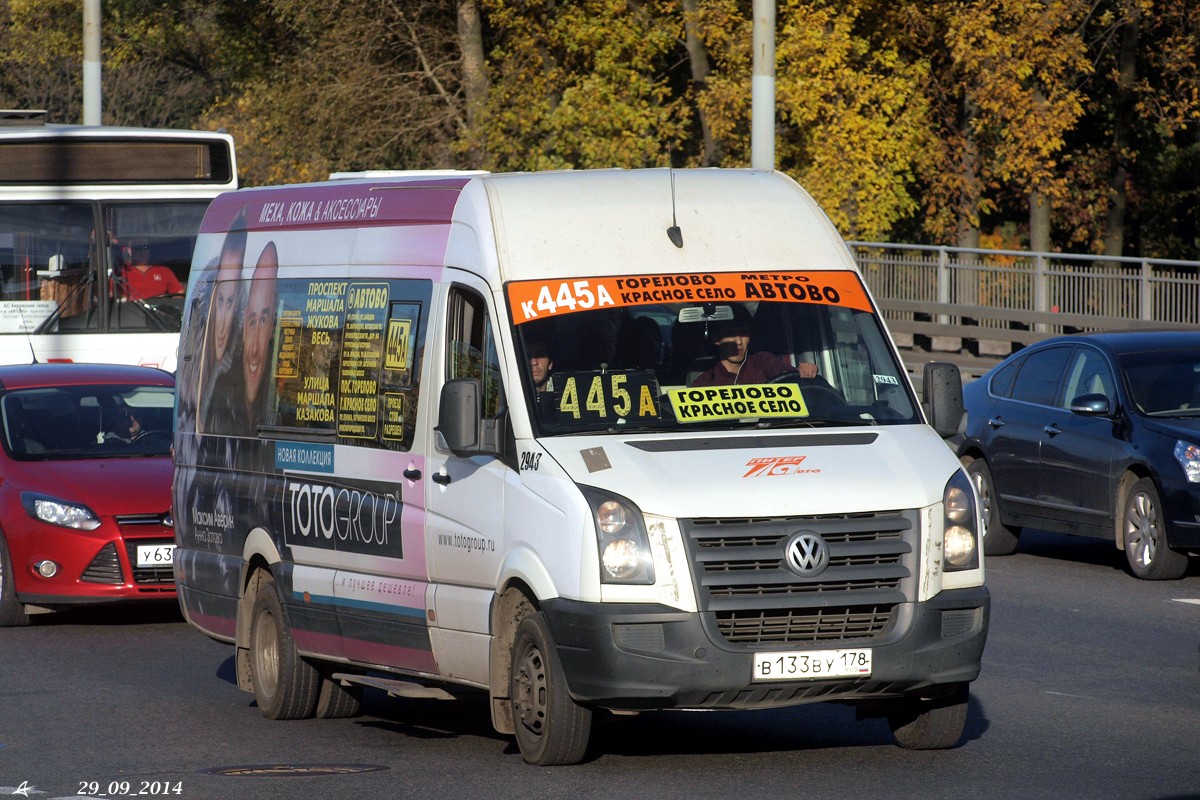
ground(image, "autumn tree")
xmin=698 ymin=0 xmax=932 ymax=241
xmin=0 ymin=0 xmax=1194 ymax=258
xmin=472 ymin=0 xmax=690 ymax=171
xmin=0 ymin=0 xmax=89 ymax=121
xmin=0 ymin=0 xmax=280 ymax=128
xmin=1086 ymin=0 xmax=1200 ymax=258
xmin=202 ymin=0 xmax=464 ymax=185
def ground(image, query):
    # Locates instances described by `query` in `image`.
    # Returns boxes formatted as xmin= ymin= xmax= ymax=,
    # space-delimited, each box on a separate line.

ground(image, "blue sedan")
xmin=955 ymin=330 xmax=1200 ymax=580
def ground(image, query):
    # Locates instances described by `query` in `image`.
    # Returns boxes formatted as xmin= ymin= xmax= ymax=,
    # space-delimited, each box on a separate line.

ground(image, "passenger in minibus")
xmin=528 ymin=339 xmax=555 ymax=393
xmin=690 ymin=307 xmax=818 ymax=387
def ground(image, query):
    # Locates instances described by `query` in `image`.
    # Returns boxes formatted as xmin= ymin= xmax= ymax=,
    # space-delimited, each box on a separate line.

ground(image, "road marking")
xmin=1172 ymin=599 xmax=1200 ymax=606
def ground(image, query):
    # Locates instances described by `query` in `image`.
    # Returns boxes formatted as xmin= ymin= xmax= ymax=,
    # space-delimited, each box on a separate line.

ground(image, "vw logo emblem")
xmin=785 ymin=532 xmax=830 ymax=576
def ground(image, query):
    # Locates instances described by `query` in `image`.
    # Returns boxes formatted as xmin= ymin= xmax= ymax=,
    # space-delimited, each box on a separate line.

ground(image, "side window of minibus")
xmin=446 ymin=287 xmax=504 ymax=417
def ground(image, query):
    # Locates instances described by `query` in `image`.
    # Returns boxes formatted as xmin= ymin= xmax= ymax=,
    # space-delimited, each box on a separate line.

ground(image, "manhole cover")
xmin=200 ymin=764 xmax=389 ymax=777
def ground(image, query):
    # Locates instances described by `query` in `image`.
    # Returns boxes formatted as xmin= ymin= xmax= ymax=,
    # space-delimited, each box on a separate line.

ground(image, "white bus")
xmin=0 ymin=110 xmax=237 ymax=369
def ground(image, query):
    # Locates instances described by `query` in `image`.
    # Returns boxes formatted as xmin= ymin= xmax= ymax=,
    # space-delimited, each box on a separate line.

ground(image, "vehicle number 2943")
xmin=752 ymin=648 xmax=872 ymax=681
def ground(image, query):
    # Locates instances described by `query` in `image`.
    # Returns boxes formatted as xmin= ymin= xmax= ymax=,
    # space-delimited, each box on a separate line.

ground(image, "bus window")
xmin=0 ymin=122 xmax=236 ymax=368
xmin=232 ymin=277 xmax=433 ymax=452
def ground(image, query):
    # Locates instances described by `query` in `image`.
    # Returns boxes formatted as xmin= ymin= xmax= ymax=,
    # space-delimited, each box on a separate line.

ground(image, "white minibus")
xmin=173 ymin=168 xmax=988 ymax=765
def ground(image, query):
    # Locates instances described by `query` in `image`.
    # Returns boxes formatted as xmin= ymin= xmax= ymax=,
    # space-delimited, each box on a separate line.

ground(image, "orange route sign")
xmin=506 ymin=271 xmax=874 ymax=324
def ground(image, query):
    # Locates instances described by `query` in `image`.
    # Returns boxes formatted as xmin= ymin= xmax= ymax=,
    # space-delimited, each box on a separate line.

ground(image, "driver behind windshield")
xmin=118 ymin=238 xmax=184 ymax=299
xmin=690 ymin=305 xmax=818 ymax=386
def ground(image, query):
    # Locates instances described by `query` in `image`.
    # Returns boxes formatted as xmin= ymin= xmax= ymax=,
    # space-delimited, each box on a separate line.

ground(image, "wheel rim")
xmin=253 ymin=606 xmax=280 ymax=698
xmin=1125 ymin=490 xmax=1160 ymax=570
xmin=970 ymin=468 xmax=993 ymax=539
xmin=513 ymin=640 xmax=548 ymax=739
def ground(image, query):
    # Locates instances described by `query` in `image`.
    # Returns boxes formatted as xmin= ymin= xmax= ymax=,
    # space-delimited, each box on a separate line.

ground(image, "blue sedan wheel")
xmin=1122 ymin=477 xmax=1189 ymax=581
xmin=964 ymin=457 xmax=1020 ymax=556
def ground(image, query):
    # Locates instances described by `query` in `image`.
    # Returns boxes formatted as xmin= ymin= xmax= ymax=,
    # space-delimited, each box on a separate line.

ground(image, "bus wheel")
xmin=249 ymin=573 xmax=319 ymax=720
xmin=510 ymin=612 xmax=592 ymax=765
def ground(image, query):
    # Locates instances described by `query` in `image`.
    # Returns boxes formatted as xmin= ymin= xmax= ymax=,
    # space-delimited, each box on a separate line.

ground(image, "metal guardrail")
xmin=849 ymin=241 xmax=1200 ymax=324
xmin=848 ymin=242 xmax=1200 ymax=386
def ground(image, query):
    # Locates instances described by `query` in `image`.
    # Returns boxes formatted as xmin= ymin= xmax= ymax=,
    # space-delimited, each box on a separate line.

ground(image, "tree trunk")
xmin=682 ymin=0 xmax=718 ymax=166
xmin=456 ymin=0 xmax=490 ymax=168
xmin=1029 ymin=189 xmax=1051 ymax=254
xmin=1028 ymin=84 xmax=1053 ymax=256
xmin=1104 ymin=4 xmax=1139 ymax=259
xmin=955 ymin=96 xmax=981 ymax=252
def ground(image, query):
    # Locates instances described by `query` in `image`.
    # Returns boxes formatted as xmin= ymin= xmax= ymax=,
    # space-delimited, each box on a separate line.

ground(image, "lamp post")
xmin=83 ymin=0 xmax=102 ymax=125
xmin=750 ymin=0 xmax=775 ymax=171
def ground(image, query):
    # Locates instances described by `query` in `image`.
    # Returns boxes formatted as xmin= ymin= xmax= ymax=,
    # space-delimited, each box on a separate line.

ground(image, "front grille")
xmin=118 ymin=515 xmax=175 ymax=586
xmin=682 ymin=510 xmax=918 ymax=647
xmin=122 ymin=539 xmax=175 ymax=585
xmin=719 ymin=606 xmax=895 ymax=643
xmin=81 ymin=542 xmax=123 ymax=584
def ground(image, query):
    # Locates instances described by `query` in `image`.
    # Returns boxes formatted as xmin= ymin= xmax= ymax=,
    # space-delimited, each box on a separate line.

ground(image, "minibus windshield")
xmin=507 ymin=271 xmax=919 ymax=435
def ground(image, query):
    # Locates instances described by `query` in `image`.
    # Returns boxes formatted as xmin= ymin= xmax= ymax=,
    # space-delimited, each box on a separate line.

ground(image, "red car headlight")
xmin=21 ymin=492 xmax=102 ymax=531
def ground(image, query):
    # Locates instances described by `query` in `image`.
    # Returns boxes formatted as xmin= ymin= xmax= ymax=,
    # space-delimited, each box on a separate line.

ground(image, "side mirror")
xmin=1069 ymin=393 xmax=1111 ymax=416
xmin=436 ymin=378 xmax=502 ymax=458
xmin=437 ymin=378 xmax=482 ymax=457
xmin=923 ymin=362 xmax=965 ymax=439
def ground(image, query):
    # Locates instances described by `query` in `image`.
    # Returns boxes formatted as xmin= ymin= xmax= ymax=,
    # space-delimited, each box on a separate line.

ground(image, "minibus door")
xmin=422 ymin=279 xmax=508 ymax=684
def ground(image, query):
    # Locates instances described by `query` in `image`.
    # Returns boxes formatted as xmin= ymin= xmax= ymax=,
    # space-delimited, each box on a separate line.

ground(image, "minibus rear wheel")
xmin=510 ymin=612 xmax=592 ymax=765
xmin=315 ymin=673 xmax=363 ymax=719
xmin=249 ymin=572 xmax=320 ymax=719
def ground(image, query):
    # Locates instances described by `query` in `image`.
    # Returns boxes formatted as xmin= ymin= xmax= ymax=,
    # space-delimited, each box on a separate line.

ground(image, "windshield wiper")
xmin=1148 ymin=408 xmax=1200 ymax=418
xmin=755 ymin=416 xmax=877 ymax=429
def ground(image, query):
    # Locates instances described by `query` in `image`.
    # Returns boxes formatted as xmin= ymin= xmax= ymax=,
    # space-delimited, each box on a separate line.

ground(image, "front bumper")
xmin=542 ymin=586 xmax=989 ymax=710
xmin=1162 ymin=478 xmax=1200 ymax=550
xmin=12 ymin=525 xmax=176 ymax=607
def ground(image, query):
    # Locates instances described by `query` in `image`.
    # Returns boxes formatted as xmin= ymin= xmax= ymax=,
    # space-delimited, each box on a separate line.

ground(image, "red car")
xmin=0 ymin=363 xmax=176 ymax=626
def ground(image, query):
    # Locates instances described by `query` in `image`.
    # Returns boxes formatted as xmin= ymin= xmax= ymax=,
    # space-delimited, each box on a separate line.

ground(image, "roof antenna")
xmin=666 ymin=169 xmax=683 ymax=248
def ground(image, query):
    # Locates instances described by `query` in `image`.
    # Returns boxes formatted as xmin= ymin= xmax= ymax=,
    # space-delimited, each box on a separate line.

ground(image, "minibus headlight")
xmin=945 ymin=485 xmax=971 ymax=523
xmin=22 ymin=493 xmax=102 ymax=531
xmin=942 ymin=471 xmax=979 ymax=571
xmin=596 ymin=500 xmax=628 ymax=535
xmin=581 ymin=487 xmax=655 ymax=585
xmin=601 ymin=538 xmax=643 ymax=580
xmin=944 ymin=526 xmax=977 ymax=567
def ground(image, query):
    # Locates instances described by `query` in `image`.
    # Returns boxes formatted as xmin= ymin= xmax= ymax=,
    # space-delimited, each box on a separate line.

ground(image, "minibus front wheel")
xmin=249 ymin=571 xmax=320 ymax=720
xmin=510 ymin=611 xmax=592 ymax=766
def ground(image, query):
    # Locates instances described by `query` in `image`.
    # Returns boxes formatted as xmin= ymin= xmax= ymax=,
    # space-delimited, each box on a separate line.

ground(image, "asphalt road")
xmin=1 ymin=529 xmax=1198 ymax=800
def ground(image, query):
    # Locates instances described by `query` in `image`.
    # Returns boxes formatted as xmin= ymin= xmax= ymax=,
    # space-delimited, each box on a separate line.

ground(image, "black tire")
xmin=1122 ymin=477 xmax=1188 ymax=580
xmin=887 ymin=683 xmax=970 ymax=750
xmin=315 ymin=674 xmax=363 ymax=719
xmin=248 ymin=573 xmax=320 ymax=719
xmin=510 ymin=612 xmax=592 ymax=766
xmin=0 ymin=531 xmax=31 ymax=627
xmin=964 ymin=456 xmax=1020 ymax=556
